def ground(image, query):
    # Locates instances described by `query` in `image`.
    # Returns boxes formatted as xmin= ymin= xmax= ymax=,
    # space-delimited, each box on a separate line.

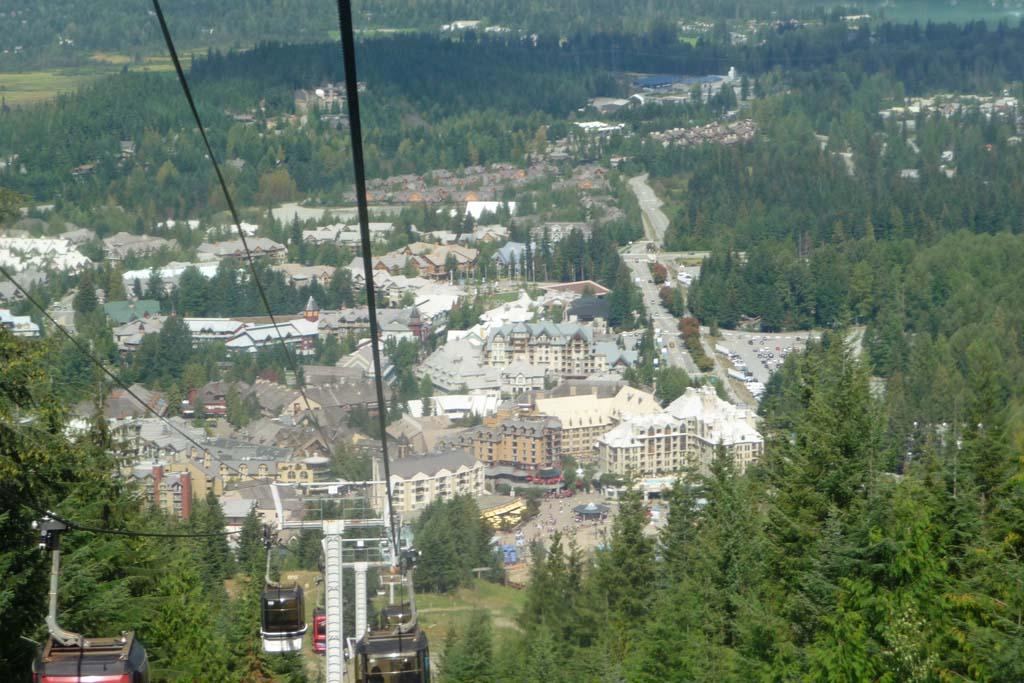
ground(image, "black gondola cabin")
xmin=353 ymin=603 xmax=430 ymax=682
xmin=260 ymin=585 xmax=307 ymax=653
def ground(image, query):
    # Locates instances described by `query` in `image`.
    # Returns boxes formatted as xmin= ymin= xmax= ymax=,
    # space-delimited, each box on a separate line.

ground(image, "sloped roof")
xmin=388 ymin=449 xmax=478 ymax=479
xmin=103 ymin=300 xmax=161 ymax=324
xmin=568 ymin=296 xmax=610 ymax=321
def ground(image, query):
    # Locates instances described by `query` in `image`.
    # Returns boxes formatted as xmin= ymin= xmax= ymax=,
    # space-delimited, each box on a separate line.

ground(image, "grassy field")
xmin=282 ymin=574 xmax=524 ymax=675
xmin=415 ymin=580 xmax=526 ymax=656
xmin=0 ymin=50 xmax=210 ymax=108
xmin=0 ymin=68 xmax=111 ymax=107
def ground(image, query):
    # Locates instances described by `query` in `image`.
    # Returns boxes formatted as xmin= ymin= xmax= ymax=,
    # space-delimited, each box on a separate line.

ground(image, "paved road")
xmin=628 ymin=174 xmax=670 ymax=243
xmin=621 ymin=243 xmax=701 ymax=376
xmin=624 ymin=178 xmax=748 ymax=403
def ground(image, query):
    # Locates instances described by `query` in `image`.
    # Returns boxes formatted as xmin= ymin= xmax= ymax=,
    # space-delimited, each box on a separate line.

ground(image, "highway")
xmin=625 ymin=175 xmax=745 ymax=404
xmin=621 ymin=243 xmax=700 ymax=377
xmin=628 ymin=174 xmax=670 ymax=243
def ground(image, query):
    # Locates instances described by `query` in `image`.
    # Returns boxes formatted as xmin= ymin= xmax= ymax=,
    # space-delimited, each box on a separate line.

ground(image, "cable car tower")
xmin=269 ymin=479 xmax=429 ymax=682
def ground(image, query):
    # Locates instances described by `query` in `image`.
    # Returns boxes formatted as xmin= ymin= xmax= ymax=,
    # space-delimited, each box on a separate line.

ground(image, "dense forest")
xmin=0 ymin=332 xmax=315 ymax=681
xmin=7 ymin=23 xmax=1024 ymax=214
xmin=435 ymin=335 xmax=1024 ymax=681
xmin=0 ymin=0 xmax=882 ymax=67
xmin=2 ymin=12 xmax=1024 ymax=681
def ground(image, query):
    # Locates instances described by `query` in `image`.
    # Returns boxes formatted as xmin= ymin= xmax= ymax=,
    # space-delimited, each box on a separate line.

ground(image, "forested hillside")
xmin=2 ymin=10 xmax=1024 ymax=681
xmin=0 ymin=333 xmax=314 ymax=681
xmin=436 ymin=336 xmax=1024 ymax=681
xmin=0 ymin=0 xmax=864 ymax=67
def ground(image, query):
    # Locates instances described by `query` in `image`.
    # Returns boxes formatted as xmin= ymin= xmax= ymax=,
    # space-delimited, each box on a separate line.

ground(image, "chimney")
xmin=180 ymin=472 xmax=193 ymax=520
xmin=152 ymin=465 xmax=163 ymax=506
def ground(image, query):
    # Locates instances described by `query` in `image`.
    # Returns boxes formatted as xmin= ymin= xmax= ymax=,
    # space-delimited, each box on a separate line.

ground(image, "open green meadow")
xmin=0 ymin=51 xmax=205 ymax=108
xmin=413 ymin=580 xmax=526 ymax=655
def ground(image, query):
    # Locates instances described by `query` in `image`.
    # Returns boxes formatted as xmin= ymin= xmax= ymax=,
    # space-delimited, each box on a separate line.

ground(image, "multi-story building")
xmin=198 ymin=237 xmax=286 ymax=263
xmin=102 ymin=232 xmax=177 ymax=261
xmin=371 ymin=450 xmax=486 ymax=514
xmin=185 ymin=317 xmax=247 ymax=344
xmin=484 ymin=322 xmax=607 ymax=378
xmin=534 ymin=385 xmax=661 ymax=461
xmin=149 ymin=465 xmax=193 ymax=519
xmin=597 ymin=386 xmax=763 ymax=478
xmin=224 ymin=318 xmax=319 ymax=355
xmin=440 ymin=415 xmax=562 ymax=469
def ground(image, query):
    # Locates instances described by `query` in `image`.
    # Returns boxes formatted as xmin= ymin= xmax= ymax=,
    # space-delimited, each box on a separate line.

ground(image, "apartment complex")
xmin=484 ymin=322 xmax=607 ymax=378
xmin=150 ymin=466 xmax=192 ymax=519
xmin=371 ymin=450 xmax=485 ymax=514
xmin=439 ymin=415 xmax=562 ymax=469
xmin=597 ymin=386 xmax=763 ymax=478
xmin=534 ymin=385 xmax=661 ymax=461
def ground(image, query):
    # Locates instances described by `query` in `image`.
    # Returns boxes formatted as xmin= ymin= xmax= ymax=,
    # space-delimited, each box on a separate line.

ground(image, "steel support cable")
xmin=0 ymin=269 xmax=296 ymax=487
xmin=0 ymin=483 xmax=242 ymax=538
xmin=334 ymin=0 xmax=400 ymax=559
xmin=150 ymin=0 xmax=335 ymax=455
xmin=0 ymin=263 xmax=216 ymax=457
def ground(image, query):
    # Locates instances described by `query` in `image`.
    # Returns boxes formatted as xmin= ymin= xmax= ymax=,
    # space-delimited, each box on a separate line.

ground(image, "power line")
xmin=334 ymin=0 xmax=401 ymax=558
xmin=150 ymin=0 xmax=336 ymax=458
xmin=0 ymin=263 xmax=215 ymax=458
xmin=0 ymin=266 xmax=304 ymax=489
xmin=0 ymin=483 xmax=243 ymax=539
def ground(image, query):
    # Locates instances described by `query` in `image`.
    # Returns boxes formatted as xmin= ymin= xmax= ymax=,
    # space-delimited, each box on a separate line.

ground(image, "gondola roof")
xmin=35 ymin=632 xmax=147 ymax=676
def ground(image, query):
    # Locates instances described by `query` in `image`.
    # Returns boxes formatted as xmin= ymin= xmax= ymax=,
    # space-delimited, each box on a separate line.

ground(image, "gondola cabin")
xmin=312 ymin=607 xmax=326 ymax=654
xmin=33 ymin=632 xmax=149 ymax=683
xmin=260 ymin=585 xmax=307 ymax=653
xmin=353 ymin=603 xmax=430 ymax=682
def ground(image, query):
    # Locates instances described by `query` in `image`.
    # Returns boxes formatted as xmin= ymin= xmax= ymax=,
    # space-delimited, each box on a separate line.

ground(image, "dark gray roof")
xmin=205 ymin=437 xmax=292 ymax=461
xmin=568 ymin=296 xmax=610 ymax=321
xmin=388 ymin=449 xmax=477 ymax=478
xmin=486 ymin=322 xmax=594 ymax=345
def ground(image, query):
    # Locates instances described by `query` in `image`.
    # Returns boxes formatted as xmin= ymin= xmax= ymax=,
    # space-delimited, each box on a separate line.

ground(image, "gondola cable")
xmin=332 ymin=0 xmax=401 ymax=559
xmin=0 ymin=265 xmax=298 ymax=488
xmin=152 ymin=0 xmax=402 ymax=558
xmin=149 ymin=0 xmax=337 ymax=460
xmin=0 ymin=263 xmax=216 ymax=459
xmin=0 ymin=483 xmax=243 ymax=538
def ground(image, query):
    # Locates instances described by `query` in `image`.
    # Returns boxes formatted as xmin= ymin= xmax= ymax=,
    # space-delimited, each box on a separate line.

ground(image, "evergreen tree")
xmin=593 ymin=488 xmax=654 ymax=630
xmin=443 ymin=610 xmax=495 ymax=683
xmin=236 ymin=507 xmax=263 ymax=574
xmin=147 ymin=267 xmax=165 ymax=301
xmin=146 ymin=551 xmax=233 ymax=682
xmin=73 ymin=270 xmax=98 ymax=314
xmin=190 ymin=490 xmax=233 ymax=588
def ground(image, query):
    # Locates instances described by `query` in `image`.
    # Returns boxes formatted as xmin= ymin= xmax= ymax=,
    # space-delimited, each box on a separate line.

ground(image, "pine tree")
xmin=659 ymin=474 xmax=703 ymax=586
xmin=191 ymin=490 xmax=233 ymax=588
xmin=237 ymin=507 xmax=263 ymax=574
xmin=443 ymin=610 xmax=495 ymax=683
xmin=147 ymin=267 xmax=165 ymax=301
xmin=73 ymin=270 xmax=98 ymax=314
xmin=146 ymin=551 xmax=233 ymax=682
xmin=593 ymin=488 xmax=654 ymax=628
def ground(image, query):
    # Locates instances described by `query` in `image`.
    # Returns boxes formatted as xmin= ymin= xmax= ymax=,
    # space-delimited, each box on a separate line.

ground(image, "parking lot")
xmin=712 ymin=329 xmax=820 ymax=385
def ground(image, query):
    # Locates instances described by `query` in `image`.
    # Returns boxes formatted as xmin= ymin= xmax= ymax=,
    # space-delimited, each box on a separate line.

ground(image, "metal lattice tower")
xmin=275 ymin=481 xmax=397 ymax=683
